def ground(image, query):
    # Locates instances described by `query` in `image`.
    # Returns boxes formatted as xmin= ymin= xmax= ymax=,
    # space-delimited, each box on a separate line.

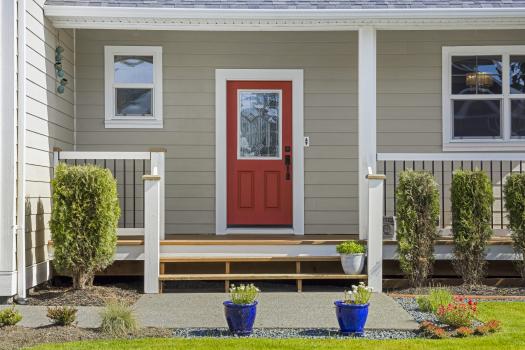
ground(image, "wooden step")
xmin=159 ymin=273 xmax=367 ymax=281
xmin=160 ymin=255 xmax=340 ymax=263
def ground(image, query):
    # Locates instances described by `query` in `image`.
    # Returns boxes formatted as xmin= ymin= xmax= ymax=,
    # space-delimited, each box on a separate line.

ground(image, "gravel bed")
xmin=394 ymin=297 xmax=438 ymax=323
xmin=392 ymin=285 xmax=525 ymax=296
xmin=171 ymin=328 xmax=419 ymax=340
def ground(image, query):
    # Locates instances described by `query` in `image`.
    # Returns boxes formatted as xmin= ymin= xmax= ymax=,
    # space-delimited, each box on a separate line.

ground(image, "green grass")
xmin=30 ymin=302 xmax=525 ymax=350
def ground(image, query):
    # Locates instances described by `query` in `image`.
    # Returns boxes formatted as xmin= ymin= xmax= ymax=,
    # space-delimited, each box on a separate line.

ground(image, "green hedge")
xmin=503 ymin=173 xmax=525 ymax=279
xmin=50 ymin=163 xmax=120 ymax=289
xmin=396 ymin=170 xmax=440 ymax=287
xmin=451 ymin=170 xmax=494 ymax=286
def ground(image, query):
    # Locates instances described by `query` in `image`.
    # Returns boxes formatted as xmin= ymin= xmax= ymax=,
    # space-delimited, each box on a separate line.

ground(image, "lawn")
xmin=30 ymin=302 xmax=525 ymax=350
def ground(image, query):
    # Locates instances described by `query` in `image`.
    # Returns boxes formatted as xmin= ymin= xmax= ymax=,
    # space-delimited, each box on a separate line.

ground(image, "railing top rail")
xmin=377 ymin=153 xmax=525 ymax=162
xmin=57 ymin=151 xmax=151 ymax=160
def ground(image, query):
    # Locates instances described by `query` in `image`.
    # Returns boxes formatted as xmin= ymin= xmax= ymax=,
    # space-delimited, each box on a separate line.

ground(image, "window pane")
xmin=453 ymin=99 xmax=501 ymax=138
xmin=511 ymin=99 xmax=525 ymax=137
xmin=510 ymin=55 xmax=525 ymax=94
xmin=116 ymin=88 xmax=152 ymax=116
xmin=238 ymin=91 xmax=280 ymax=158
xmin=114 ymin=56 xmax=153 ymax=84
xmin=451 ymin=55 xmax=502 ymax=95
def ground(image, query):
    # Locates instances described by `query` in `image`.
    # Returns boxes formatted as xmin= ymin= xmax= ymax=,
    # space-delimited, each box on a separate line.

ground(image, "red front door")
xmin=227 ymin=81 xmax=293 ymax=226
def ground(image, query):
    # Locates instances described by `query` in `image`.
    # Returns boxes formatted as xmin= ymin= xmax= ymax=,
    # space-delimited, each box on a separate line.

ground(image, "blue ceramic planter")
xmin=223 ymin=301 xmax=258 ymax=336
xmin=334 ymin=301 xmax=369 ymax=336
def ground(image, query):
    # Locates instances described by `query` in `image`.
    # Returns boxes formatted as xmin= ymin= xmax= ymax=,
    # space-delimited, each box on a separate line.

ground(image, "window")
xmin=443 ymin=46 xmax=525 ymax=150
xmin=104 ymin=46 xmax=163 ymax=128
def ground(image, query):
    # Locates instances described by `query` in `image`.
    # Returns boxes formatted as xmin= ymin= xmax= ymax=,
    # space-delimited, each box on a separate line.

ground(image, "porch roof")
xmin=43 ymin=0 xmax=525 ymax=10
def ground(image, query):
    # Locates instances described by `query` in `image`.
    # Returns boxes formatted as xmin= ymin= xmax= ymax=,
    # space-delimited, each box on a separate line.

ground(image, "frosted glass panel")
xmin=238 ymin=91 xmax=281 ymax=158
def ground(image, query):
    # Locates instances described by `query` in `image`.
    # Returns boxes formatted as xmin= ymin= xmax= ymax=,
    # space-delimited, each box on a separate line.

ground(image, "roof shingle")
xmin=43 ymin=0 xmax=525 ymax=9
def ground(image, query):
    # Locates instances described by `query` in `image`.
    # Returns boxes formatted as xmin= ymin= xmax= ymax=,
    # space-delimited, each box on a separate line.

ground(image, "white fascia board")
xmin=44 ymin=5 xmax=525 ymax=30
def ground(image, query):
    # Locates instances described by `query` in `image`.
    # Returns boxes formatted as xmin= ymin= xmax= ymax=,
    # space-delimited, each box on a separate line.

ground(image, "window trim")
xmin=104 ymin=46 xmax=163 ymax=128
xmin=442 ymin=45 xmax=525 ymax=151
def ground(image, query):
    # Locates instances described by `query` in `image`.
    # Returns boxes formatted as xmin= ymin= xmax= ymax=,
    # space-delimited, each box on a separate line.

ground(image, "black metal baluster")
xmin=412 ymin=160 xmax=415 ymax=170
xmin=470 ymin=160 xmax=473 ymax=171
xmin=133 ymin=159 xmax=136 ymax=228
xmin=441 ymin=161 xmax=445 ymax=229
xmin=431 ymin=161 xmax=435 ymax=176
xmin=393 ymin=161 xmax=397 ymax=215
xmin=461 ymin=160 xmax=464 ymax=170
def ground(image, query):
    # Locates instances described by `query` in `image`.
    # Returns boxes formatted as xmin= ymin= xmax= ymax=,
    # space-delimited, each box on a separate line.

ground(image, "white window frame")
xmin=442 ymin=45 xmax=525 ymax=151
xmin=104 ymin=46 xmax=163 ymax=128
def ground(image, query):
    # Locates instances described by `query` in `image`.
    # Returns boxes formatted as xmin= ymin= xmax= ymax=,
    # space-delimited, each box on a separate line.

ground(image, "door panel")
xmin=227 ymin=80 xmax=293 ymax=226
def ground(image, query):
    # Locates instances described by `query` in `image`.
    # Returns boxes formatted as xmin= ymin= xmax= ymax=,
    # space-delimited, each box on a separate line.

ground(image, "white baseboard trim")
xmin=0 ymin=260 xmax=52 ymax=297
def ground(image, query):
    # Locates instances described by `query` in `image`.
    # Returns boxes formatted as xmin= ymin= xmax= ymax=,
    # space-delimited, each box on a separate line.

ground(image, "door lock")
xmin=285 ymin=155 xmax=291 ymax=180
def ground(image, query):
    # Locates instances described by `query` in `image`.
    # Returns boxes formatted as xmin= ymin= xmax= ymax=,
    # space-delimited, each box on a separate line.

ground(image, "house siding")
xmin=23 ymin=0 xmax=74 ymax=266
xmin=74 ymin=30 xmax=358 ymax=235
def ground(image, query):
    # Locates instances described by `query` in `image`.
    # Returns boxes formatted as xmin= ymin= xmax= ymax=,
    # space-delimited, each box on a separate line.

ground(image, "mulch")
xmin=26 ymin=284 xmax=141 ymax=306
xmin=0 ymin=326 xmax=172 ymax=350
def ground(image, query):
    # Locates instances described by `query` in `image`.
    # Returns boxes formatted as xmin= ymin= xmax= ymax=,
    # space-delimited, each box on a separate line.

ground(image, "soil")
xmin=26 ymin=284 xmax=141 ymax=306
xmin=390 ymin=285 xmax=525 ymax=297
xmin=0 ymin=326 xmax=172 ymax=350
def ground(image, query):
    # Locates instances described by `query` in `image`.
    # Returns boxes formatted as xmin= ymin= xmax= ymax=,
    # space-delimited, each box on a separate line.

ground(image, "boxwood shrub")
xmin=396 ymin=170 xmax=440 ymax=287
xmin=451 ymin=169 xmax=493 ymax=286
xmin=50 ymin=163 xmax=120 ymax=289
xmin=503 ymin=173 xmax=525 ymax=278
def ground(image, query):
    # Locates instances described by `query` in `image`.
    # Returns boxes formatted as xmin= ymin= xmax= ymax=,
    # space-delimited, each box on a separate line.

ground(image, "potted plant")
xmin=334 ymin=282 xmax=373 ymax=336
xmin=336 ymin=240 xmax=366 ymax=275
xmin=223 ymin=283 xmax=260 ymax=336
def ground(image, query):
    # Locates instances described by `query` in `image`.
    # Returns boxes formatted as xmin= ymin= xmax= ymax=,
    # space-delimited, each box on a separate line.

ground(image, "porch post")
xmin=143 ymin=174 xmax=161 ymax=294
xmin=358 ymin=27 xmax=377 ymax=240
xmin=367 ymin=172 xmax=385 ymax=292
xmin=150 ymin=149 xmax=165 ymax=240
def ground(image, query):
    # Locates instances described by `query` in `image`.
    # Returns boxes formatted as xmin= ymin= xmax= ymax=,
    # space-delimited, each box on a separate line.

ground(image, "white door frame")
xmin=215 ymin=69 xmax=304 ymax=235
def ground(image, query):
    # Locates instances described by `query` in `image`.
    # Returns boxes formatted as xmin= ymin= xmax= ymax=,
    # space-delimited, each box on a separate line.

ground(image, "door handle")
xmin=285 ymin=155 xmax=291 ymax=180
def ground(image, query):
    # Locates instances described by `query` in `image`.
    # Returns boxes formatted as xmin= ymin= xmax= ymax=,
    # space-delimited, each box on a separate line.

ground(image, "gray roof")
xmin=43 ymin=0 xmax=525 ymax=9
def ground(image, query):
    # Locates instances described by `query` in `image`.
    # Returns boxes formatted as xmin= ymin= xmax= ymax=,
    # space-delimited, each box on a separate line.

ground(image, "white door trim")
xmin=215 ymin=69 xmax=304 ymax=235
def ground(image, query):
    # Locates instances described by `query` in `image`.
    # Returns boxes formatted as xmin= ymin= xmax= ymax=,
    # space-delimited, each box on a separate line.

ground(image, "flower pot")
xmin=340 ymin=253 xmax=365 ymax=275
xmin=223 ymin=300 xmax=258 ymax=336
xmin=334 ymin=301 xmax=369 ymax=336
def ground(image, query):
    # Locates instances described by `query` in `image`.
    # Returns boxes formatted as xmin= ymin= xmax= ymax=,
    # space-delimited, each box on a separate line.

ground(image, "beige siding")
xmin=24 ymin=1 xmax=74 ymax=265
xmin=75 ymin=30 xmax=358 ymax=235
xmin=377 ymin=29 xmax=525 ymax=153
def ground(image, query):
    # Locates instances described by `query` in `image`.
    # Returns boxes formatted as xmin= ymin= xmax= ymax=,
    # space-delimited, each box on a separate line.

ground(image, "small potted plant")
xmin=334 ymin=282 xmax=373 ymax=336
xmin=223 ymin=283 xmax=260 ymax=336
xmin=336 ymin=240 xmax=366 ymax=275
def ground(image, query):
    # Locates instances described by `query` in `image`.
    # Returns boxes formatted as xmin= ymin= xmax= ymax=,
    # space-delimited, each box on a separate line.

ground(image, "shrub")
xmin=419 ymin=321 xmax=448 ymax=339
xmin=50 ymin=163 xmax=120 ymax=289
xmin=0 ymin=307 xmax=22 ymax=327
xmin=503 ymin=173 xmax=525 ymax=279
xmin=455 ymin=326 xmax=474 ymax=337
xmin=436 ymin=297 xmax=477 ymax=328
xmin=343 ymin=282 xmax=373 ymax=305
xmin=396 ymin=170 xmax=440 ymax=287
xmin=483 ymin=319 xmax=501 ymax=333
xmin=336 ymin=240 xmax=365 ymax=254
xmin=416 ymin=288 xmax=453 ymax=313
xmin=46 ymin=306 xmax=78 ymax=326
xmin=229 ymin=284 xmax=260 ymax=305
xmin=451 ymin=170 xmax=494 ymax=286
xmin=100 ymin=301 xmax=138 ymax=337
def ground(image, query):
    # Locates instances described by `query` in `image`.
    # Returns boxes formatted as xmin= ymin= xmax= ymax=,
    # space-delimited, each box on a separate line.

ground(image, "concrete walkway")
xmin=2 ymin=293 xmax=417 ymax=330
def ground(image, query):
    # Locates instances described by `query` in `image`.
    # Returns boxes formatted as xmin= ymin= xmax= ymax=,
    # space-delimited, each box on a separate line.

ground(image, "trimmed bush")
xmin=504 ymin=173 xmax=525 ymax=278
xmin=336 ymin=240 xmax=366 ymax=254
xmin=50 ymin=163 xmax=120 ymax=289
xmin=46 ymin=306 xmax=78 ymax=326
xmin=396 ymin=170 xmax=440 ymax=287
xmin=0 ymin=307 xmax=22 ymax=327
xmin=100 ymin=301 xmax=138 ymax=337
xmin=451 ymin=170 xmax=494 ymax=286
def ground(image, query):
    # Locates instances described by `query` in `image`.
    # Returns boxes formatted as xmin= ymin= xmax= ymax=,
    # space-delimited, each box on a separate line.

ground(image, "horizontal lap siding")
xmin=75 ymin=30 xmax=358 ymax=235
xmin=377 ymin=29 xmax=525 ymax=153
xmin=24 ymin=0 xmax=74 ymax=266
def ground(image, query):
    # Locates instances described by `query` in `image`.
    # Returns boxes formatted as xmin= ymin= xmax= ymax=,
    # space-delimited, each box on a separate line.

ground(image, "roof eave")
xmin=44 ymin=5 xmax=525 ymax=31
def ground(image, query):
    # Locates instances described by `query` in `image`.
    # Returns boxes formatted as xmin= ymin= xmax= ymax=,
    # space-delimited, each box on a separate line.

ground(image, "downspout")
xmin=16 ymin=0 xmax=27 ymax=303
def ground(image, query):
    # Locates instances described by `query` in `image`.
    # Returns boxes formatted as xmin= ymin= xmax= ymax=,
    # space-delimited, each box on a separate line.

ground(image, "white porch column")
xmin=143 ymin=174 xmax=161 ymax=294
xmin=150 ymin=149 xmax=165 ymax=240
xmin=358 ymin=27 xmax=377 ymax=239
xmin=0 ymin=0 xmax=17 ymax=298
xmin=367 ymin=173 xmax=385 ymax=292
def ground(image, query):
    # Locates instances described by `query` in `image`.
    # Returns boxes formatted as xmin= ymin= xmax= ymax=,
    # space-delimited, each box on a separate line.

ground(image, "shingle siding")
xmin=44 ymin=0 xmax=525 ymax=9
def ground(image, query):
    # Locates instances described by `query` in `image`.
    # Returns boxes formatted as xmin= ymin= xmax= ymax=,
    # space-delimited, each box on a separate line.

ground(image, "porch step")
xmin=160 ymin=255 xmax=340 ymax=262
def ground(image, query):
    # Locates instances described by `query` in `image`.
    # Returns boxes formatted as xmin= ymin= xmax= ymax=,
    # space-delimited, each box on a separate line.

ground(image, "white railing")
xmin=377 ymin=152 xmax=525 ymax=233
xmin=366 ymin=167 xmax=385 ymax=292
xmin=53 ymin=148 xmax=165 ymax=294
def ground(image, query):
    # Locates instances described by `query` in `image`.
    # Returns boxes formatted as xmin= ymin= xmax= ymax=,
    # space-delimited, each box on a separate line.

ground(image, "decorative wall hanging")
xmin=55 ymin=45 xmax=67 ymax=94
